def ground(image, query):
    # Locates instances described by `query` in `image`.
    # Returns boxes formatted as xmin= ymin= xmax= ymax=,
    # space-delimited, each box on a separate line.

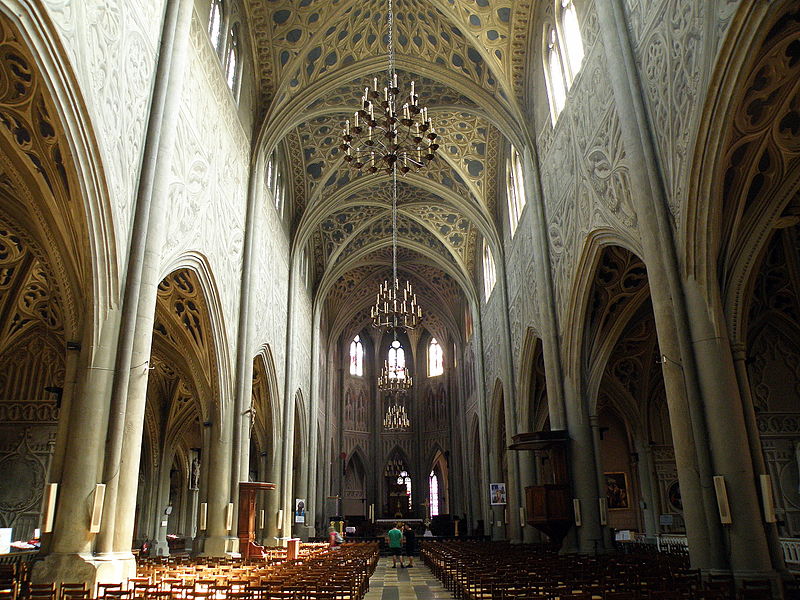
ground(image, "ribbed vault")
xmin=244 ymin=0 xmax=538 ymax=341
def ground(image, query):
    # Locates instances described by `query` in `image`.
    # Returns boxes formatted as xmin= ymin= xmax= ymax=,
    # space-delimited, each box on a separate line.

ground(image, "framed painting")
xmin=604 ymin=472 xmax=629 ymax=509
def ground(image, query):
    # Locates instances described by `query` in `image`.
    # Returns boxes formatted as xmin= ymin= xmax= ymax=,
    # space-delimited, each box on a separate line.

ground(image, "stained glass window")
xmin=349 ymin=335 xmax=363 ymax=376
xmin=429 ymin=338 xmax=444 ymax=376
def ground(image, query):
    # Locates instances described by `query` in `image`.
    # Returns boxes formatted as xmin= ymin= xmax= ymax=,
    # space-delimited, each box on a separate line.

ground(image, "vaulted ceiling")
xmin=245 ymin=0 xmax=537 ymax=343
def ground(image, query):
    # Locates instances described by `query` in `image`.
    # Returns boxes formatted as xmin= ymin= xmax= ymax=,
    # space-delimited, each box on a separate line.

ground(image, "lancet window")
xmin=428 ymin=338 xmax=444 ymax=377
xmin=544 ymin=0 xmax=585 ymax=124
xmin=507 ymin=147 xmax=526 ymax=235
xmin=208 ymin=0 xmax=224 ymax=54
xmin=226 ymin=25 xmax=240 ymax=95
xmin=429 ymin=471 xmax=440 ymax=517
xmin=266 ymin=148 xmax=287 ymax=217
xmin=483 ymin=240 xmax=497 ymax=300
xmin=388 ymin=340 xmax=406 ymax=379
xmin=350 ymin=335 xmax=363 ymax=377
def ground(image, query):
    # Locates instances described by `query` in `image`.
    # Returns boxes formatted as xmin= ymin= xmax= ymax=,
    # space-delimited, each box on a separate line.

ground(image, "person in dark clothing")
xmin=403 ymin=524 xmax=416 ymax=567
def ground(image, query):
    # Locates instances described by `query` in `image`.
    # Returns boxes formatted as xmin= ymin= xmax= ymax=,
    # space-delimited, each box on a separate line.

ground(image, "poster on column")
xmin=295 ymin=499 xmax=305 ymax=523
xmin=0 ymin=529 xmax=11 ymax=554
xmin=489 ymin=483 xmax=507 ymax=505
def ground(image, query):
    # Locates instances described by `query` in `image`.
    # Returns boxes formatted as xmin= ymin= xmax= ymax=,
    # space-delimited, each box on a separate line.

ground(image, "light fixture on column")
xmin=340 ymin=0 xmax=438 ymax=174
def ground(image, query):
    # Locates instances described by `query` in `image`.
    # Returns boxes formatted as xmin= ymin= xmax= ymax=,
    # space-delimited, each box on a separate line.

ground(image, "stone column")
xmin=681 ymin=279 xmax=776 ymax=577
xmin=203 ymin=417 xmax=234 ymax=556
xmin=562 ymin=378 xmax=603 ymax=553
xmin=229 ymin=147 xmax=265 ymax=542
xmin=193 ymin=424 xmax=211 ymax=553
xmin=151 ymin=455 xmax=172 ymax=557
xmin=187 ymin=487 xmax=199 ymax=541
xmin=595 ymin=0 xmax=724 ymax=570
xmin=337 ymin=363 xmax=346 ymax=520
xmin=590 ymin=415 xmax=613 ymax=549
xmin=292 ymin=445 xmax=309 ymax=540
xmin=731 ymin=344 xmax=787 ymax=575
xmin=446 ymin=364 xmax=465 ymax=524
xmin=636 ymin=442 xmax=659 ymax=537
xmin=101 ymin=0 xmax=194 ymax=566
xmin=42 ymin=340 xmax=83 ymax=512
xmin=33 ymin=312 xmax=120 ymax=584
xmin=521 ymin=148 xmax=568 ymax=432
xmin=456 ymin=349 xmax=478 ymax=533
xmin=471 ymin=302 xmax=494 ymax=536
xmin=262 ymin=444 xmax=282 ymax=545
xmin=495 ymin=252 xmax=523 ymax=541
xmin=279 ymin=260 xmax=301 ymax=542
xmin=305 ymin=310 xmax=323 ymax=539
xmin=518 ymin=450 xmax=537 ymax=542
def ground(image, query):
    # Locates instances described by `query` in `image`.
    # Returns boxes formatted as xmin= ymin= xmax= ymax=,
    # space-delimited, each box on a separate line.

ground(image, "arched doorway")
xmin=133 ymin=268 xmax=219 ymax=555
xmin=342 ymin=450 xmax=367 ymax=518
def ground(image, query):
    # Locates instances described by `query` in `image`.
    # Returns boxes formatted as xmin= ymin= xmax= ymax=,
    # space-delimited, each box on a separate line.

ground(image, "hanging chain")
xmin=388 ymin=0 xmax=395 ymax=85
xmin=388 ymin=0 xmax=399 ymax=335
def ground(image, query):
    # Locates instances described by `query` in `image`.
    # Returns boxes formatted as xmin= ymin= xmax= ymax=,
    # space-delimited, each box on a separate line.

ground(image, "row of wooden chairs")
xmin=6 ymin=543 xmax=378 ymax=600
xmin=420 ymin=541 xmax=779 ymax=600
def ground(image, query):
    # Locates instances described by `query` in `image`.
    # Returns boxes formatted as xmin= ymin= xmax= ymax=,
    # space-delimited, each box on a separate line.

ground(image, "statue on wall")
xmin=190 ymin=457 xmax=200 ymax=491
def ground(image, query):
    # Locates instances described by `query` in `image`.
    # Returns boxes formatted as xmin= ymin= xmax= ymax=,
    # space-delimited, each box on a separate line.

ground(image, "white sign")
xmin=295 ymin=499 xmax=306 ymax=524
xmin=0 ymin=528 xmax=12 ymax=554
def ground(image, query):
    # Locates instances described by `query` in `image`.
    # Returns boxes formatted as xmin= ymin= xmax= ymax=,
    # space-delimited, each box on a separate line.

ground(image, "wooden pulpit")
xmin=238 ymin=481 xmax=276 ymax=559
xmin=509 ymin=431 xmax=572 ymax=547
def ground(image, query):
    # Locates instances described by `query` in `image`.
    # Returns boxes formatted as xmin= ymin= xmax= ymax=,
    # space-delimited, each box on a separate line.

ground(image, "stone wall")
xmin=41 ymin=0 xmax=165 ymax=273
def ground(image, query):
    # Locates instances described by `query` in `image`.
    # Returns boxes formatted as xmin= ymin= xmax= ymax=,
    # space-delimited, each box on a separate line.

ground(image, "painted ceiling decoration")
xmin=245 ymin=0 xmax=535 ymax=343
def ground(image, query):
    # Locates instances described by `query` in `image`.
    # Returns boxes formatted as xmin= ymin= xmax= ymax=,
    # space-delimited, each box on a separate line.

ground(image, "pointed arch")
xmin=517 ymin=328 xmax=549 ymax=432
xmin=252 ymin=345 xmax=281 ymax=476
xmin=343 ymin=446 xmax=368 ymax=517
xmin=428 ymin=447 xmax=449 ymax=518
xmin=562 ymin=231 xmax=648 ymax=391
xmin=490 ymin=379 xmax=509 ymax=486
xmin=0 ymin=2 xmax=119 ymax=344
xmin=679 ymin=1 xmax=800 ymax=400
xmin=158 ymin=252 xmax=233 ymax=424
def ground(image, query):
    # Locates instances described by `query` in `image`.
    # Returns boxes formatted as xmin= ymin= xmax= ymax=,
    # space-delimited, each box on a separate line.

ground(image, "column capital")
xmin=730 ymin=343 xmax=747 ymax=360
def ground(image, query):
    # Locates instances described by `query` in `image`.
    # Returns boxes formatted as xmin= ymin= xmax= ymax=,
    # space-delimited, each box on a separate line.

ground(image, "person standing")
xmin=386 ymin=523 xmax=404 ymax=568
xmin=403 ymin=524 xmax=416 ymax=567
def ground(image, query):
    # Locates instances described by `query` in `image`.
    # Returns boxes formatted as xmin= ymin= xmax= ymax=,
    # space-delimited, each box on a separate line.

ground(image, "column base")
xmin=32 ymin=552 xmax=136 ymax=587
xmin=153 ymin=540 xmax=170 ymax=556
xmin=731 ymin=570 xmax=782 ymax=592
xmin=200 ymin=535 xmax=238 ymax=556
xmin=290 ymin=525 xmax=316 ymax=541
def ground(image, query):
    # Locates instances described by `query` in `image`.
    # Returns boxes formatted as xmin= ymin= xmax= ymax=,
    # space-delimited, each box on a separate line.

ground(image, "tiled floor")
xmin=363 ymin=557 xmax=454 ymax=600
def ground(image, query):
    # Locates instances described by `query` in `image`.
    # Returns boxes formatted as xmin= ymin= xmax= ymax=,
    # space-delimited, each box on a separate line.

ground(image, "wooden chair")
xmin=783 ymin=579 xmax=800 ymax=600
xmin=738 ymin=590 xmax=772 ymax=600
xmin=604 ymin=591 xmax=639 ymax=600
xmin=28 ymin=583 xmax=57 ymax=600
xmin=96 ymin=584 xmax=122 ymax=600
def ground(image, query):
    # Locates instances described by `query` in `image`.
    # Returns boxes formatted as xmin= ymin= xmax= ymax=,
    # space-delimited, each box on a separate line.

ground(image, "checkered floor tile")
xmin=363 ymin=557 xmax=454 ymax=599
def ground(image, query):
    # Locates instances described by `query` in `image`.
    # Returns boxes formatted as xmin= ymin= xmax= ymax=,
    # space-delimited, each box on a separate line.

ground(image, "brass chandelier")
xmin=383 ymin=403 xmax=410 ymax=430
xmin=371 ymin=277 xmax=422 ymax=331
xmin=340 ymin=0 xmax=438 ymax=174
xmin=378 ymin=340 xmax=413 ymax=393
